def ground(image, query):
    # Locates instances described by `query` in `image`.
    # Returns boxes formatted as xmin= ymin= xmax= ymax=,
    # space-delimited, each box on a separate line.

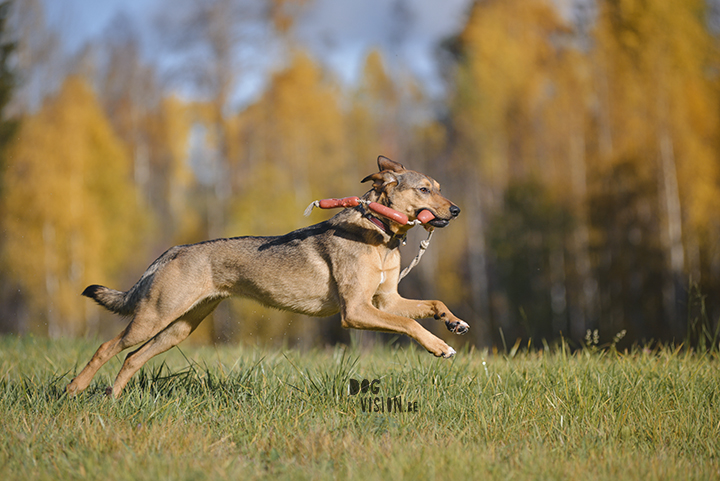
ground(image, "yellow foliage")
xmin=221 ymin=52 xmax=348 ymax=342
xmin=347 ymin=49 xmax=403 ymax=167
xmin=146 ymin=95 xmax=198 ymax=243
xmin=230 ymin=51 xmax=348 ymax=233
xmin=1 ymin=76 xmax=147 ymax=336
xmin=594 ymin=0 xmax=720 ymax=245
xmin=453 ymin=0 xmax=568 ymax=189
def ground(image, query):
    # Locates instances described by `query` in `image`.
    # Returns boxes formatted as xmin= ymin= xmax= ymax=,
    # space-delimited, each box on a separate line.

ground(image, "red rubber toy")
xmin=368 ymin=202 xmax=409 ymax=225
xmin=315 ymin=197 xmax=435 ymax=225
xmin=416 ymin=209 xmax=435 ymax=224
xmin=318 ymin=197 xmax=360 ymax=209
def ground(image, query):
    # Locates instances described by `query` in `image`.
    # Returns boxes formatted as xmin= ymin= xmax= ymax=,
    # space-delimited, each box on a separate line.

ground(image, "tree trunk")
xmin=43 ymin=220 xmax=59 ymax=338
xmin=658 ymin=129 xmax=685 ymax=337
xmin=464 ymin=176 xmax=492 ymax=348
xmin=568 ymin=129 xmax=597 ymax=339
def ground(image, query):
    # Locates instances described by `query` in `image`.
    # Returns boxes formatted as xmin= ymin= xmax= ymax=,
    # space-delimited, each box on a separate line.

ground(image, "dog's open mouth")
xmin=428 ymin=218 xmax=450 ymax=228
xmin=416 ymin=209 xmax=451 ymax=228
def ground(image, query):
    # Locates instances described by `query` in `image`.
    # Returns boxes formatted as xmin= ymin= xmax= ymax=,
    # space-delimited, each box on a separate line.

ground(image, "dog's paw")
xmin=65 ymin=382 xmax=79 ymax=397
xmin=427 ymin=339 xmax=456 ymax=358
xmin=445 ymin=319 xmax=469 ymax=335
xmin=442 ymin=346 xmax=457 ymax=358
xmin=430 ymin=345 xmax=456 ymax=358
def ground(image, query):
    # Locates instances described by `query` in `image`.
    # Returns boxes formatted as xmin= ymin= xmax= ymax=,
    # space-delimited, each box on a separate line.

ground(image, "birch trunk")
xmin=658 ymin=129 xmax=685 ymax=335
xmin=465 ymin=177 xmax=493 ymax=348
xmin=568 ymin=129 xmax=597 ymax=339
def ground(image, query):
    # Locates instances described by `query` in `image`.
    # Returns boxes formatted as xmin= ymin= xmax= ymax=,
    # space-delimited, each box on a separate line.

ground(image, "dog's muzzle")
xmin=425 ymin=205 xmax=460 ymax=228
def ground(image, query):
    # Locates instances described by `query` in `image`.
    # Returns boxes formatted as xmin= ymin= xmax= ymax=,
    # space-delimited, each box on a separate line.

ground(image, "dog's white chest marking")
xmin=379 ymin=271 xmax=387 ymax=285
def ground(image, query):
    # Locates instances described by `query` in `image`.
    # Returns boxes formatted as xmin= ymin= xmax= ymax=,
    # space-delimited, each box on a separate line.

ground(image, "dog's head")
xmin=361 ymin=155 xmax=460 ymax=228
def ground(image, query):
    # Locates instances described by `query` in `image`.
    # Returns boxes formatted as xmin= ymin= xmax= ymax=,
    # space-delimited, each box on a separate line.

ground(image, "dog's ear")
xmin=377 ymin=155 xmax=405 ymax=173
xmin=361 ymin=170 xmax=398 ymax=190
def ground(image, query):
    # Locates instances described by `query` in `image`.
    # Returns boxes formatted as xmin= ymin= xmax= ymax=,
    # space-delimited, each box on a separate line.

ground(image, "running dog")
xmin=66 ymin=156 xmax=468 ymax=397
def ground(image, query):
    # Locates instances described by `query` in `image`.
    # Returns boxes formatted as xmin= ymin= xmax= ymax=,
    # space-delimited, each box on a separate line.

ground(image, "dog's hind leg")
xmin=66 ymin=291 xmax=213 ymax=396
xmin=106 ymin=299 xmax=222 ymax=398
xmin=66 ymin=328 xmax=130 ymax=396
xmin=65 ymin=308 xmax=176 ymax=396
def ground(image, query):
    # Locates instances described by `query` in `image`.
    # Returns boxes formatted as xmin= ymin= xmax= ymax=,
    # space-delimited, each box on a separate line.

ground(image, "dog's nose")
xmin=450 ymin=205 xmax=461 ymax=217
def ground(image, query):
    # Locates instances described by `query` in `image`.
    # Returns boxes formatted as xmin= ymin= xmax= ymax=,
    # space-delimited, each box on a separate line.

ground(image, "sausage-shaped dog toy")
xmin=315 ymin=197 xmax=434 ymax=225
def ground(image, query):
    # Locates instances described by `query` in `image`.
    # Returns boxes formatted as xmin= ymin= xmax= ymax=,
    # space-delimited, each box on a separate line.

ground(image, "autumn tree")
xmin=6 ymin=0 xmax=64 ymax=113
xmin=348 ymin=50 xmax=403 ymax=166
xmin=441 ymin=0 xmax=720 ymax=346
xmin=446 ymin=0 xmax=579 ymax=345
xmin=223 ymin=51 xmax=347 ymax=345
xmin=0 ymin=0 xmax=20 ymax=333
xmin=0 ymin=1 xmax=16 ymax=156
xmin=1 ymin=76 xmax=146 ymax=337
xmin=92 ymin=16 xmax=200 ymax=250
xmin=591 ymin=0 xmax=720 ymax=338
xmin=158 ymin=0 xmax=273 ymax=240
xmin=97 ymin=14 xmax=162 ymax=203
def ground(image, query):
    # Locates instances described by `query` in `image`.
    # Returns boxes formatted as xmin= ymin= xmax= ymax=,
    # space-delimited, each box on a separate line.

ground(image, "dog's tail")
xmin=82 ymin=285 xmax=136 ymax=317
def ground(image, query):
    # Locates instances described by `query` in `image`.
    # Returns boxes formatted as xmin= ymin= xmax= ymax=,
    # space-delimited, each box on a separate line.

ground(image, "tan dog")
xmin=66 ymin=156 xmax=468 ymax=397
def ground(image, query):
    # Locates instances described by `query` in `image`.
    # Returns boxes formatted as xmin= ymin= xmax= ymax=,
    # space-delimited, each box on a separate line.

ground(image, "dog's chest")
xmin=377 ymin=249 xmax=400 ymax=285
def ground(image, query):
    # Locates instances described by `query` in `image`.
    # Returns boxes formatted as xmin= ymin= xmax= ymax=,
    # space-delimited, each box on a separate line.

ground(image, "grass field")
xmin=0 ymin=335 xmax=718 ymax=480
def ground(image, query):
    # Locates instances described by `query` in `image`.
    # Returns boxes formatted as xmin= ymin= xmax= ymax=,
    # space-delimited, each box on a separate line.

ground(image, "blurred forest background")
xmin=0 ymin=0 xmax=719 ymax=350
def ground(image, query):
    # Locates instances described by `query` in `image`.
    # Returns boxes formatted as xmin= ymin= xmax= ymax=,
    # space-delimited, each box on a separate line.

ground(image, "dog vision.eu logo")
xmin=348 ymin=378 xmax=419 ymax=413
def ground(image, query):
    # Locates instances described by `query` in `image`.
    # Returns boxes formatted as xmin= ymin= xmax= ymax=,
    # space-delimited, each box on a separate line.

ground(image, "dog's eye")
xmin=418 ymin=187 xmax=430 ymax=194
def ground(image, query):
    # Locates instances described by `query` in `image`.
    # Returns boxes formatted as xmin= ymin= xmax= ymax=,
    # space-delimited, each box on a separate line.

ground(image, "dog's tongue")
xmin=417 ymin=210 xmax=435 ymax=224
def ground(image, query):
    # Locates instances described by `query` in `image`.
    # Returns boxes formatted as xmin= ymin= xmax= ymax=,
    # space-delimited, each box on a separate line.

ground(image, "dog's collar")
xmin=363 ymin=211 xmax=407 ymax=244
xmin=366 ymin=214 xmax=390 ymax=234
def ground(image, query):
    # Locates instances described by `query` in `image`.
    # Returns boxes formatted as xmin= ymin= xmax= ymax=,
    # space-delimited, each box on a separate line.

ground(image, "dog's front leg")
xmin=341 ymin=301 xmax=456 ymax=358
xmin=374 ymin=294 xmax=470 ymax=335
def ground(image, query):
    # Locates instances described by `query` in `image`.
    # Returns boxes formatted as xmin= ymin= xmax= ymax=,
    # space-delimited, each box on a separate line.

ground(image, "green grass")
xmin=0 ymin=335 xmax=718 ymax=480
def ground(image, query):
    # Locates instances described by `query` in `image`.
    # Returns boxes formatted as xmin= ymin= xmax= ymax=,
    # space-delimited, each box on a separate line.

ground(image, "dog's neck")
xmin=360 ymin=190 xmax=411 ymax=242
